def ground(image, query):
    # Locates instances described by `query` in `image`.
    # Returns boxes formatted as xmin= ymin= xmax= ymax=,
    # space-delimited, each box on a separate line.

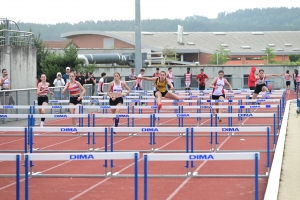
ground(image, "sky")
xmin=2 ymin=0 xmax=300 ymax=24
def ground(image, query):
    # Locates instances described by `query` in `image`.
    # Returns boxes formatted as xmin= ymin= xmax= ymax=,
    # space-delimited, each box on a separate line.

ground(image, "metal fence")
xmin=0 ymin=77 xmax=287 ymax=124
xmin=0 ymin=29 xmax=34 ymax=46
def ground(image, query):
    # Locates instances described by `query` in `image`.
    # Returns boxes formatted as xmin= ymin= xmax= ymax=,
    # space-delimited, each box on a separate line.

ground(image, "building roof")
xmin=61 ymin=31 xmax=300 ymax=55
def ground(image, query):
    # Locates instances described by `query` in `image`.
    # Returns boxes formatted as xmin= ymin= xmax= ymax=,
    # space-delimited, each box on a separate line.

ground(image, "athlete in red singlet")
xmin=62 ymin=72 xmax=86 ymax=133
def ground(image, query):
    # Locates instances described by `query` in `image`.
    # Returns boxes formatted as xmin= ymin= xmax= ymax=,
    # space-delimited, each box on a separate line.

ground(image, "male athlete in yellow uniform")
xmin=136 ymin=71 xmax=180 ymax=110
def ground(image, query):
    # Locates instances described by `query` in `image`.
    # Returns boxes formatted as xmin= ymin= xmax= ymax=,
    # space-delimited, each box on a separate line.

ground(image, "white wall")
xmin=0 ymin=46 xmax=37 ymax=89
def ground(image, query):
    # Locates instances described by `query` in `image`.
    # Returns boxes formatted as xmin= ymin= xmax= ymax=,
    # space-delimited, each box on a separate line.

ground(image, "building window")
xmin=244 ymin=75 xmax=249 ymax=87
xmin=246 ymin=57 xmax=263 ymax=60
xmin=103 ymin=38 xmax=114 ymax=48
xmin=228 ymin=57 xmax=241 ymax=61
xmin=224 ymin=75 xmax=232 ymax=88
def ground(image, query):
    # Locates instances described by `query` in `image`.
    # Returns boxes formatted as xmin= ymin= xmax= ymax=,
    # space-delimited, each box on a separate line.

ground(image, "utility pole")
xmin=135 ymin=0 xmax=142 ymax=73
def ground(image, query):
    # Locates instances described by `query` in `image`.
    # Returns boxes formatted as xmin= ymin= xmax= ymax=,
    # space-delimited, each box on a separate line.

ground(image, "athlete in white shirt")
xmin=98 ymin=72 xmax=106 ymax=96
xmin=134 ymin=69 xmax=145 ymax=105
xmin=167 ymin=67 xmax=175 ymax=89
xmin=209 ymin=70 xmax=233 ymax=122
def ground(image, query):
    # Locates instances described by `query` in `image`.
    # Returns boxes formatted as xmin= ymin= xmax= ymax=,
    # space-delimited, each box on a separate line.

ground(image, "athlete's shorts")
xmin=185 ymin=82 xmax=191 ymax=88
xmin=109 ymin=97 xmax=123 ymax=106
xmin=286 ymin=81 xmax=291 ymax=86
xmin=153 ymin=91 xmax=168 ymax=97
xmin=69 ymin=96 xmax=82 ymax=105
xmin=254 ymin=84 xmax=266 ymax=94
xmin=38 ymin=96 xmax=49 ymax=105
xmin=212 ymin=94 xmax=225 ymax=100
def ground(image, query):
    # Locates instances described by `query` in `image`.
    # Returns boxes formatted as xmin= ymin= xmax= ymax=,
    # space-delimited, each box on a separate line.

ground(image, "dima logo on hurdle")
xmin=60 ymin=128 xmax=78 ymax=132
xmin=100 ymin=106 xmax=111 ymax=109
xmin=116 ymin=114 xmax=129 ymax=118
xmin=222 ymin=128 xmax=239 ymax=131
xmin=70 ymin=154 xmax=94 ymax=160
xmin=2 ymin=106 xmax=13 ymax=108
xmin=237 ymin=114 xmax=253 ymax=117
xmin=52 ymin=106 xmax=62 ymax=108
xmin=200 ymin=106 xmax=212 ymax=108
xmin=54 ymin=115 xmax=68 ymax=118
xmin=0 ymin=115 xmax=8 ymax=118
xmin=189 ymin=155 xmax=214 ymax=160
xmin=141 ymin=128 xmax=159 ymax=132
xmin=176 ymin=114 xmax=190 ymax=117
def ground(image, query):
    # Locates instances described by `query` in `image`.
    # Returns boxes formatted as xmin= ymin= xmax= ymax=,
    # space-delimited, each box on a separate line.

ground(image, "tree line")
xmin=16 ymin=7 xmax=300 ymax=40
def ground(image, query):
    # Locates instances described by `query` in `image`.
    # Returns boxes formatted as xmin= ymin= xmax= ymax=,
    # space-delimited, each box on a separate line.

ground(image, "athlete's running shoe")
xmin=158 ymin=103 xmax=162 ymax=110
xmin=218 ymin=117 xmax=222 ymax=122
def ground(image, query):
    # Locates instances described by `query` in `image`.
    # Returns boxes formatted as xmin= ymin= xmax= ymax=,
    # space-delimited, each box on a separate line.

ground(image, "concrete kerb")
xmin=263 ymin=100 xmax=291 ymax=200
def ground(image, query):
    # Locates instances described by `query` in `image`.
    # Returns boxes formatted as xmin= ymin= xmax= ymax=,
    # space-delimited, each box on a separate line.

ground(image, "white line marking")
xmin=165 ymin=106 xmax=260 ymax=200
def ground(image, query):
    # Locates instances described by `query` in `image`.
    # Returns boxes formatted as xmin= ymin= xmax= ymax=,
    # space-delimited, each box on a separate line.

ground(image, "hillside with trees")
xmin=16 ymin=7 xmax=300 ymax=40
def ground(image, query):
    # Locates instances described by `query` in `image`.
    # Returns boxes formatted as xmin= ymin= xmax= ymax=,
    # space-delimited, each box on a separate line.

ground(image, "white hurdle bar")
xmin=153 ymin=113 xmax=213 ymax=127
xmin=0 ymin=154 xmax=21 ymax=200
xmin=92 ymin=113 xmax=153 ymax=127
xmin=29 ymin=127 xmax=108 ymax=152
xmin=110 ymin=127 xmax=189 ymax=153
xmin=29 ymin=114 xmax=90 ymax=127
xmin=191 ymin=127 xmax=271 ymax=171
xmin=24 ymin=152 xmax=139 ymax=200
xmin=143 ymin=152 xmax=260 ymax=200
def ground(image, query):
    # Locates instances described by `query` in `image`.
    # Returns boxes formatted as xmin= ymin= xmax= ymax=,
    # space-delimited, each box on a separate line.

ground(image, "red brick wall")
xmin=200 ymin=52 xmax=212 ymax=64
xmin=67 ymin=34 xmax=134 ymax=48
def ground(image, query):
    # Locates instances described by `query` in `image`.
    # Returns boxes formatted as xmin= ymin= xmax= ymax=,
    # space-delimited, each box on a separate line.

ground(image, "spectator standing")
xmin=285 ymin=70 xmax=292 ymax=94
xmin=0 ymin=69 xmax=14 ymax=106
xmin=53 ymin=72 xmax=65 ymax=100
xmin=98 ymin=72 xmax=106 ymax=96
xmin=184 ymin=67 xmax=192 ymax=90
xmin=248 ymin=66 xmax=257 ymax=90
xmin=85 ymin=72 xmax=96 ymax=96
xmin=293 ymin=69 xmax=298 ymax=92
xmin=167 ymin=67 xmax=175 ymax=89
xmin=129 ymin=68 xmax=136 ymax=80
xmin=62 ymin=67 xmax=71 ymax=84
xmin=195 ymin=69 xmax=209 ymax=90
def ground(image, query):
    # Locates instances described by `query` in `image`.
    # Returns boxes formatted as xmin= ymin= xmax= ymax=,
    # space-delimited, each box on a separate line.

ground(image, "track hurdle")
xmin=110 ymin=127 xmax=189 ymax=153
xmin=191 ymin=127 xmax=271 ymax=172
xmin=131 ymin=105 xmax=180 ymax=114
xmin=32 ymin=105 xmax=84 ymax=126
xmin=0 ymin=154 xmax=21 ymax=200
xmin=144 ymin=152 xmax=260 ymax=200
xmin=29 ymin=126 xmax=103 ymax=153
xmin=92 ymin=113 xmax=152 ymax=128
xmin=24 ymin=152 xmax=139 ymax=200
xmin=215 ymin=113 xmax=277 ymax=146
xmin=85 ymin=105 xmax=129 ymax=114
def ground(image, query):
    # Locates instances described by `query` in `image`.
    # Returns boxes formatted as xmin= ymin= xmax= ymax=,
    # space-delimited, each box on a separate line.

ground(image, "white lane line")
xmin=165 ymin=106 xmax=260 ymax=200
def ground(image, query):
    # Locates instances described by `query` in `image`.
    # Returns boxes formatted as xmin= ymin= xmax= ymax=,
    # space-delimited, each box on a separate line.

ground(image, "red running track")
xmin=0 ymin=92 xmax=293 ymax=200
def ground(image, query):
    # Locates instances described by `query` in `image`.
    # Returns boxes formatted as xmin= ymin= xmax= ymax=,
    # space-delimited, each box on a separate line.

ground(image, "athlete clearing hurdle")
xmin=209 ymin=70 xmax=233 ymax=122
xmin=136 ymin=71 xmax=180 ymax=110
xmin=251 ymin=69 xmax=284 ymax=102
xmin=107 ymin=72 xmax=131 ymax=134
